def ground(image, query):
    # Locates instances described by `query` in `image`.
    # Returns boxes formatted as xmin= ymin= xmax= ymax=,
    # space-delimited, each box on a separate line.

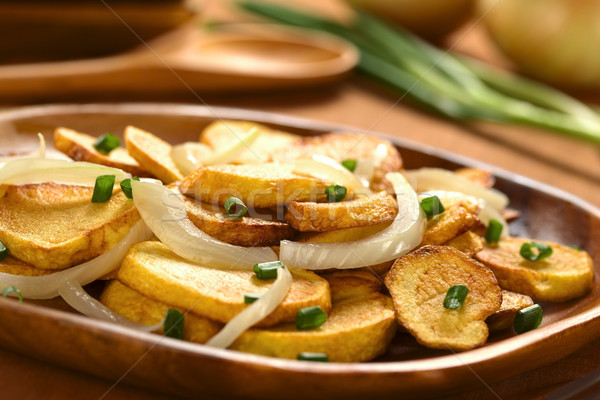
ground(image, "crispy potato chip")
xmin=179 ymin=163 xmax=331 ymax=208
xmin=199 ymin=120 xmax=301 ymax=164
xmin=475 ymin=237 xmax=594 ymax=302
xmin=420 ymin=200 xmax=480 ymax=246
xmin=454 ymin=167 xmax=494 ymax=189
xmin=444 ymin=230 xmax=483 ymax=257
xmin=0 ymin=183 xmax=139 ymax=269
xmin=124 ymin=125 xmax=183 ymax=184
xmin=117 ymin=241 xmax=331 ymax=327
xmin=0 ymin=256 xmax=53 ymax=276
xmin=319 ymin=269 xmax=382 ymax=303
xmin=486 ymin=290 xmax=534 ymax=332
xmin=272 ymin=133 xmax=402 ymax=192
xmin=54 ymin=127 xmax=148 ymax=176
xmin=284 ymin=191 xmax=397 ymax=232
xmin=385 ymin=245 xmax=502 ymax=350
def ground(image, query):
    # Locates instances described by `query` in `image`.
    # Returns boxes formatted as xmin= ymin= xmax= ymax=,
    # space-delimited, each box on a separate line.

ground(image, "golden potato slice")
xmin=124 ymin=125 xmax=183 ymax=184
xmin=179 ymin=163 xmax=331 ymax=208
xmin=420 ymin=200 xmax=480 ymax=246
xmin=100 ymin=280 xmax=222 ymax=343
xmin=0 ymin=183 xmax=140 ymax=269
xmin=444 ymin=230 xmax=483 ymax=257
xmin=319 ymin=269 xmax=382 ymax=303
xmin=454 ymin=167 xmax=494 ymax=189
xmin=284 ymin=191 xmax=397 ymax=232
xmin=385 ymin=245 xmax=502 ymax=350
xmin=0 ymin=256 xmax=53 ymax=276
xmin=181 ymin=194 xmax=295 ymax=247
xmin=272 ymin=133 xmax=402 ymax=192
xmin=102 ymin=279 xmax=396 ymax=362
xmin=475 ymin=237 xmax=594 ymax=302
xmin=118 ymin=241 xmax=331 ymax=327
xmin=199 ymin=120 xmax=301 ymax=164
xmin=486 ymin=290 xmax=534 ymax=332
xmin=299 ymin=222 xmax=394 ymax=275
xmin=54 ymin=127 xmax=147 ymax=176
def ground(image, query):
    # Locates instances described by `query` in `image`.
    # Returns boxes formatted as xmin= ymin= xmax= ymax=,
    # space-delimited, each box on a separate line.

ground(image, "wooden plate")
xmin=0 ymin=103 xmax=598 ymax=399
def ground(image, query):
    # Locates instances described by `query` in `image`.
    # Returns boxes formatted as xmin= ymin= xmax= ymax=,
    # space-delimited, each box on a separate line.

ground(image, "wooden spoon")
xmin=0 ymin=22 xmax=358 ymax=99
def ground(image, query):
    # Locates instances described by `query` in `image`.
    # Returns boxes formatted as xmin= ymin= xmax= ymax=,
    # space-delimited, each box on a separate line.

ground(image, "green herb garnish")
xmin=325 ymin=185 xmax=347 ymax=202
xmin=520 ymin=242 xmax=553 ymax=261
xmin=93 ymin=133 xmax=121 ymax=154
xmin=224 ymin=197 xmax=248 ymax=218
xmin=443 ymin=285 xmax=468 ymax=310
xmin=91 ymin=175 xmax=115 ymax=203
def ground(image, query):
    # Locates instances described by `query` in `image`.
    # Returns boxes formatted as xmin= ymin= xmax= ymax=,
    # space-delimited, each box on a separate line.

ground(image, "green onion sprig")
xmin=240 ymin=1 xmax=600 ymax=146
xmin=93 ymin=133 xmax=121 ymax=154
xmin=92 ymin=175 xmax=115 ymax=203
xmin=163 ymin=309 xmax=185 ymax=339
xmin=296 ymin=306 xmax=327 ymax=330
xmin=443 ymin=284 xmax=468 ymax=310
xmin=341 ymin=159 xmax=357 ymax=172
xmin=484 ymin=219 xmax=503 ymax=244
xmin=253 ymin=261 xmax=283 ymax=280
xmin=0 ymin=241 xmax=8 ymax=261
xmin=520 ymin=242 xmax=553 ymax=261
xmin=325 ymin=184 xmax=347 ymax=202
xmin=420 ymin=195 xmax=445 ymax=218
xmin=2 ymin=286 xmax=23 ymax=302
xmin=224 ymin=197 xmax=248 ymax=218
xmin=514 ymin=304 xmax=543 ymax=334
xmin=297 ymin=352 xmax=329 ymax=362
xmin=120 ymin=176 xmax=139 ymax=199
xmin=244 ymin=293 xmax=261 ymax=304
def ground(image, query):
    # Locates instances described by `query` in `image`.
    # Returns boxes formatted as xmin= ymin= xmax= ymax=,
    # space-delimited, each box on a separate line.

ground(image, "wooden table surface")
xmin=1 ymin=1 xmax=599 ymax=399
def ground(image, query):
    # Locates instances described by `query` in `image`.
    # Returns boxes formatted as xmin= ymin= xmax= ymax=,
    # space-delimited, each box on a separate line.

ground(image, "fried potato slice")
xmin=444 ymin=230 xmax=483 ymax=257
xmin=0 ymin=183 xmax=140 ymax=269
xmin=117 ymin=241 xmax=331 ymax=327
xmin=199 ymin=120 xmax=302 ymax=164
xmin=101 ymin=280 xmax=222 ymax=343
xmin=102 ymin=279 xmax=396 ymax=362
xmin=0 ymin=256 xmax=53 ymax=276
xmin=124 ymin=125 xmax=183 ymax=184
xmin=454 ymin=167 xmax=494 ymax=189
xmin=179 ymin=163 xmax=331 ymax=208
xmin=299 ymin=222 xmax=394 ymax=275
xmin=272 ymin=133 xmax=403 ymax=192
xmin=319 ymin=269 xmax=382 ymax=303
xmin=284 ymin=191 xmax=397 ymax=232
xmin=475 ymin=237 xmax=594 ymax=302
xmin=486 ymin=290 xmax=534 ymax=332
xmin=420 ymin=200 xmax=480 ymax=246
xmin=385 ymin=245 xmax=502 ymax=350
xmin=54 ymin=127 xmax=148 ymax=176
xmin=181 ymin=194 xmax=295 ymax=247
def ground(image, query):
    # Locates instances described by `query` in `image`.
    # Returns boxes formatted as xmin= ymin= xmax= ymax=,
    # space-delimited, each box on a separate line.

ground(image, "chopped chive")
xmin=341 ymin=159 xmax=357 ymax=172
xmin=520 ymin=242 xmax=553 ymax=261
xmin=93 ymin=133 xmax=121 ymax=154
xmin=163 ymin=309 xmax=184 ymax=339
xmin=443 ymin=284 xmax=468 ymax=309
xmin=253 ymin=261 xmax=283 ymax=280
xmin=325 ymin=184 xmax=347 ymax=202
xmin=244 ymin=293 xmax=261 ymax=304
xmin=420 ymin=195 xmax=445 ymax=218
xmin=514 ymin=304 xmax=543 ymax=334
xmin=0 ymin=241 xmax=8 ymax=261
xmin=297 ymin=352 xmax=329 ymax=362
xmin=2 ymin=286 xmax=23 ymax=302
xmin=484 ymin=219 xmax=503 ymax=244
xmin=91 ymin=175 xmax=115 ymax=203
xmin=120 ymin=176 xmax=139 ymax=199
xmin=296 ymin=306 xmax=327 ymax=330
xmin=224 ymin=197 xmax=248 ymax=218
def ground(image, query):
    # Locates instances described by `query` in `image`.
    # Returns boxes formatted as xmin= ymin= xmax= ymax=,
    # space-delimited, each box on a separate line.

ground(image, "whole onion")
xmin=479 ymin=0 xmax=600 ymax=89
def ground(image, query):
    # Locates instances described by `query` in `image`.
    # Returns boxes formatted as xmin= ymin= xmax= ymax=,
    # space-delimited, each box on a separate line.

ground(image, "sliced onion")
xmin=0 ymin=133 xmax=46 ymax=167
xmin=421 ymin=190 xmax=509 ymax=237
xmin=171 ymin=127 xmax=261 ymax=175
xmin=0 ymin=157 xmax=131 ymax=186
xmin=293 ymin=155 xmax=373 ymax=197
xmin=0 ymin=221 xmax=152 ymax=299
xmin=58 ymin=280 xmax=163 ymax=332
xmin=131 ymin=179 xmax=277 ymax=269
xmin=353 ymin=157 xmax=376 ymax=188
xmin=405 ymin=168 xmax=509 ymax=211
xmin=205 ymin=266 xmax=292 ymax=348
xmin=279 ymin=172 xmax=425 ymax=270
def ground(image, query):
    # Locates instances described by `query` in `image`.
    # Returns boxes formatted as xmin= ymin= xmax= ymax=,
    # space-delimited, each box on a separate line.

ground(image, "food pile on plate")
xmin=0 ymin=121 xmax=594 ymax=362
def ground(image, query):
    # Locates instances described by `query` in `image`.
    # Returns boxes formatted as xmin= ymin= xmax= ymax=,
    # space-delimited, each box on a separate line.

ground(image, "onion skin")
xmin=479 ymin=0 xmax=600 ymax=89
xmin=346 ymin=0 xmax=476 ymax=41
